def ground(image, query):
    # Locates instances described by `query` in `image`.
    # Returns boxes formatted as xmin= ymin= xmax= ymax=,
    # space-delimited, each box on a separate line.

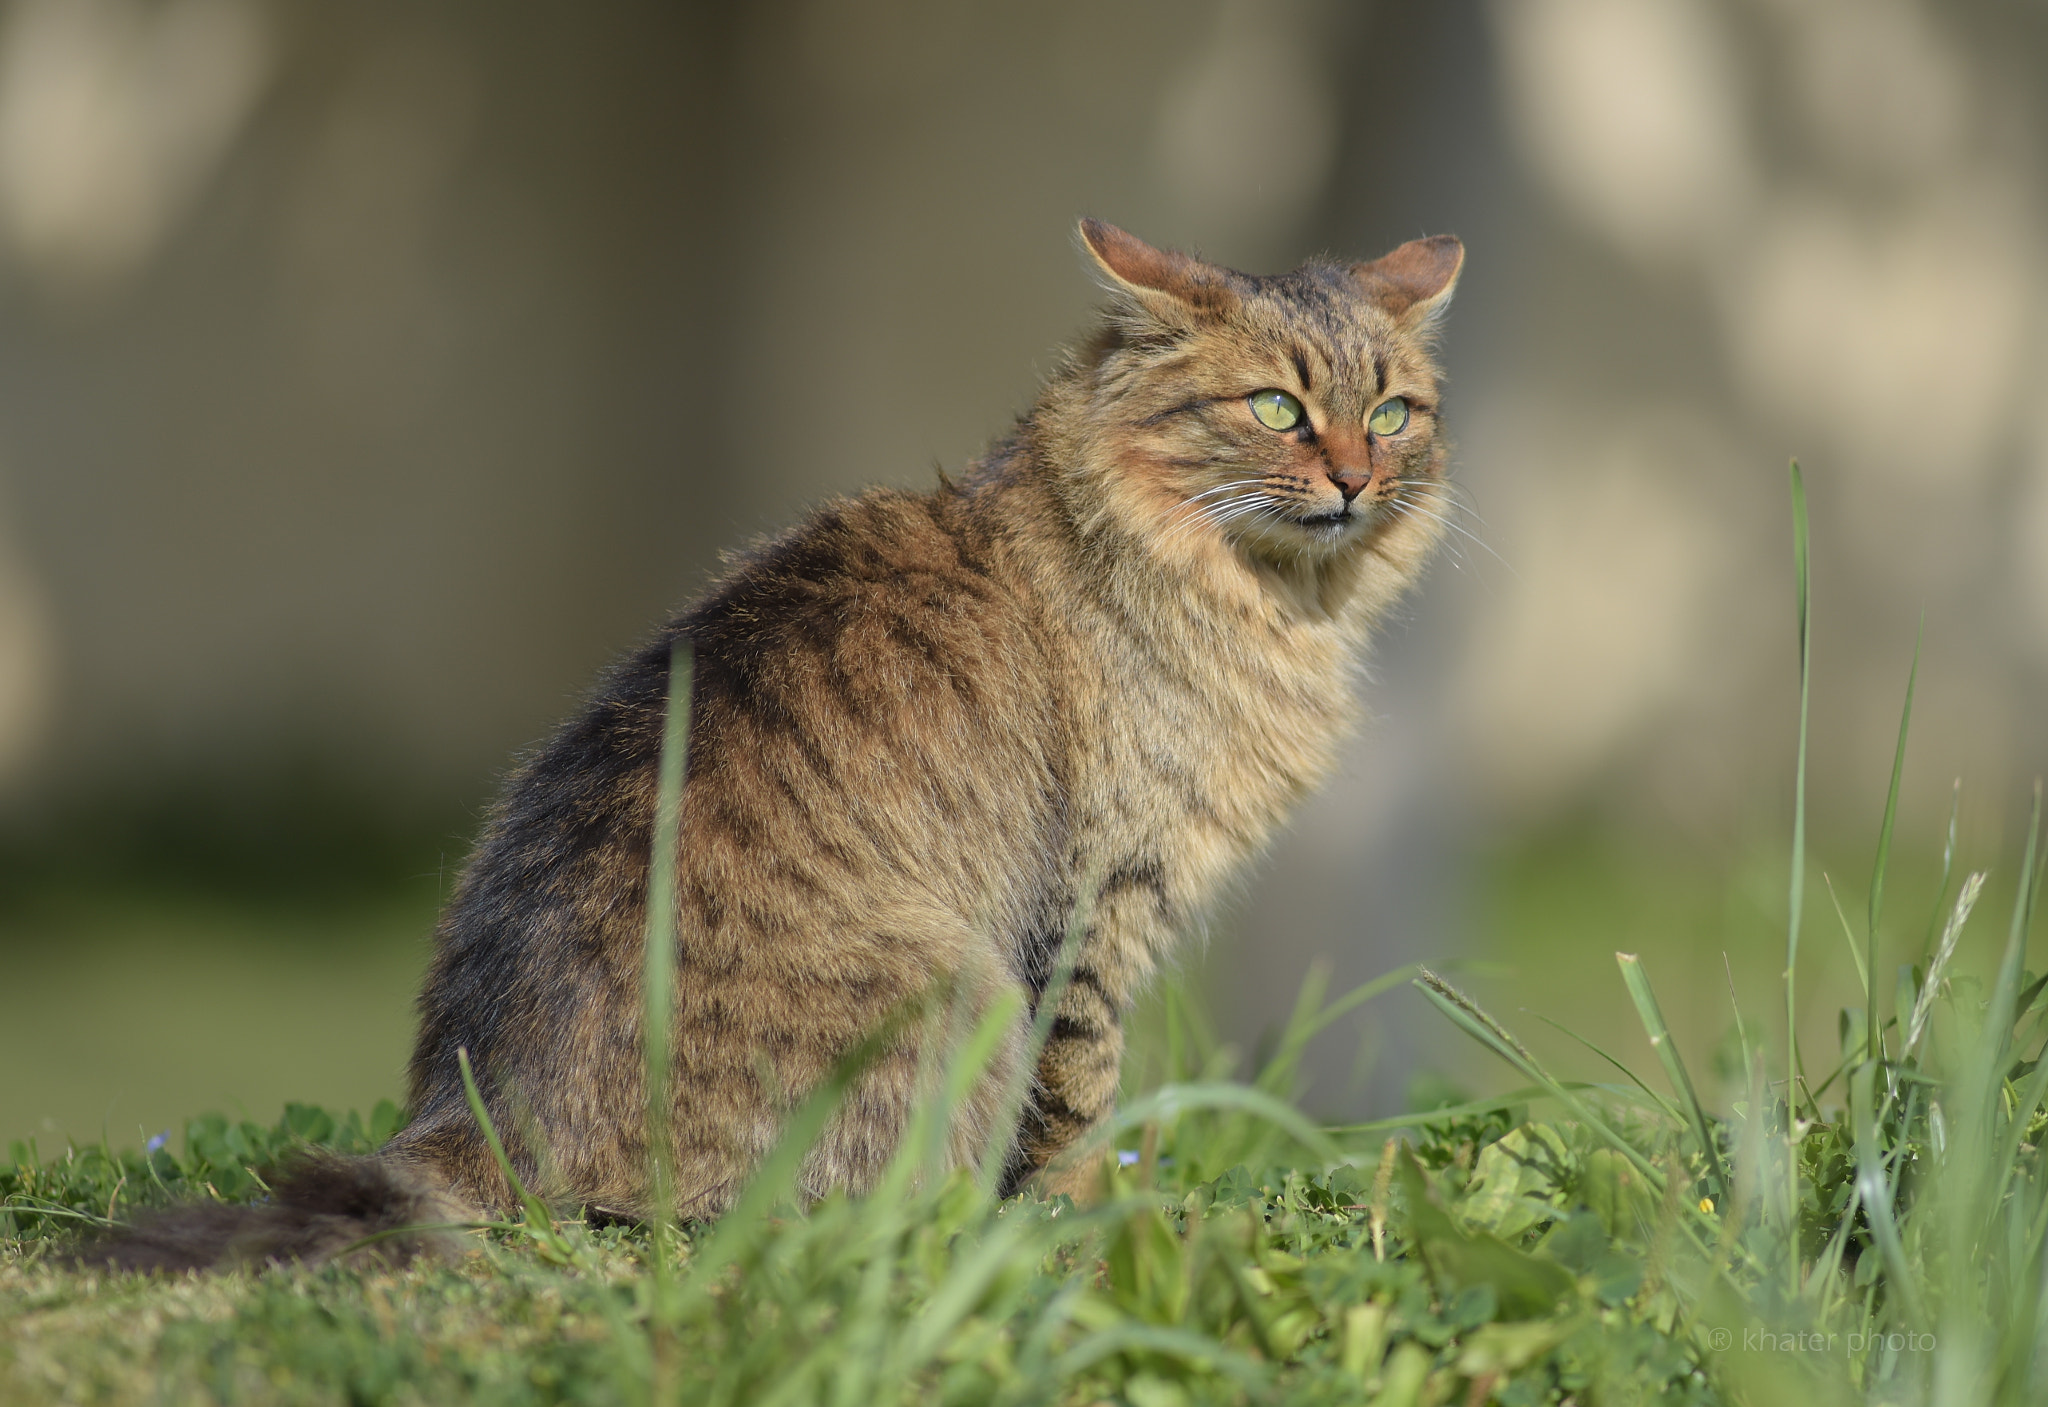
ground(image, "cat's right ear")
xmin=1079 ymin=218 xmax=1238 ymax=324
xmin=1353 ymin=235 xmax=1464 ymax=328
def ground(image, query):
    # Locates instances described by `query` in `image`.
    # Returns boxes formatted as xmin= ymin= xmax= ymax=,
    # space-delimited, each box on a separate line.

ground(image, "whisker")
xmin=1198 ymin=498 xmax=1281 ymax=540
xmin=1156 ymin=478 xmax=1273 ymax=551
xmin=1176 ymin=478 xmax=1264 ymax=510
xmin=1162 ymin=491 xmax=1274 ymax=550
xmin=1385 ymin=488 xmax=1513 ymax=574
xmin=1384 ymin=499 xmax=1471 ymax=570
xmin=1433 ymin=479 xmax=1495 ymax=529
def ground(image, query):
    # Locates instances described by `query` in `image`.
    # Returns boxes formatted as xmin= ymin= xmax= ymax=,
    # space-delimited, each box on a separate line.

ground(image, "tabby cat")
xmin=89 ymin=219 xmax=1462 ymax=1269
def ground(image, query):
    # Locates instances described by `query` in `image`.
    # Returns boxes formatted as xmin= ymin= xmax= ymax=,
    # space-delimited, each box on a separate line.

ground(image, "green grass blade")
xmin=456 ymin=1045 xmax=569 ymax=1257
xmin=872 ymin=977 xmax=1025 ymax=1210
xmin=1617 ymin=953 xmax=1727 ymax=1199
xmin=1924 ymin=779 xmax=1961 ymax=956
xmin=2030 ymin=807 xmax=2047 ymax=944
xmin=884 ymin=1210 xmax=1034 ymax=1376
xmin=1990 ymin=1026 xmax=2048 ymax=1219
xmin=1098 ymin=1081 xmax=1344 ymax=1167
xmin=673 ymin=1007 xmax=914 ymax=1312
xmin=1785 ymin=458 xmax=1811 ymax=1293
xmin=1256 ymin=962 xmax=1421 ymax=1098
xmin=1324 ymin=1085 xmax=1580 ymax=1136
xmin=643 ymin=638 xmax=692 ymax=1295
xmin=1850 ymin=1061 xmax=1925 ymax=1327
xmin=1412 ymin=970 xmax=1669 ymax=1196
xmin=1050 ymin=1322 xmax=1272 ymax=1390
xmin=1822 ymin=874 xmax=1868 ymax=996
xmin=1723 ymin=953 xmax=1753 ymax=1090
xmin=1867 ymin=620 xmax=1919 ymax=1063
xmin=1984 ymin=782 xmax=2043 ymax=1066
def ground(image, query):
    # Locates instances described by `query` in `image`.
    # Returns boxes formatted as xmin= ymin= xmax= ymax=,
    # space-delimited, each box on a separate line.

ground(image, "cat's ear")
xmin=1353 ymin=235 xmax=1464 ymax=326
xmin=1079 ymin=218 xmax=1239 ymax=322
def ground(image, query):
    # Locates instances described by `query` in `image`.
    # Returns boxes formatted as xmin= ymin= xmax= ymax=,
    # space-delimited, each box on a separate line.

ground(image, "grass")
xmin=1 ymin=993 xmax=1725 ymax=1406
xmin=5 ymin=465 xmax=2048 ymax=1405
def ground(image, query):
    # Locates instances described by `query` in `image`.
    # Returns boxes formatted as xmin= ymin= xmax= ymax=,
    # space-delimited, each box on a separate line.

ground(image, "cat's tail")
xmin=66 ymin=1153 xmax=479 ymax=1273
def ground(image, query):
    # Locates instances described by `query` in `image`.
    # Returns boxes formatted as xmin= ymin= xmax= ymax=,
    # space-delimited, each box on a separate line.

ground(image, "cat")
xmin=84 ymin=219 xmax=1462 ymax=1269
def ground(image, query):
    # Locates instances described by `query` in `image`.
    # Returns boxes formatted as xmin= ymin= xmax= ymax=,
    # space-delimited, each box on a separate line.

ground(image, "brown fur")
xmin=85 ymin=222 xmax=1462 ymax=1267
xmin=71 ymin=1154 xmax=473 ymax=1272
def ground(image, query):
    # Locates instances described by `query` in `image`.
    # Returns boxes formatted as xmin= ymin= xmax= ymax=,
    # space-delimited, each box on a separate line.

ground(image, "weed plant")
xmin=3 ymin=464 xmax=2044 ymax=1405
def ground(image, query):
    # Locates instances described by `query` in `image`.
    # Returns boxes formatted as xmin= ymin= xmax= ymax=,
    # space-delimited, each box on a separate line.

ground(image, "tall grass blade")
xmin=1982 ymin=782 xmax=2042 ymax=1070
xmin=673 ymin=1008 xmax=914 ymax=1314
xmin=1413 ymin=970 xmax=1672 ymax=1197
xmin=1991 ymin=1020 xmax=2048 ymax=1218
xmin=643 ymin=638 xmax=693 ymax=1304
xmin=1255 ymin=962 xmax=1420 ymax=1098
xmin=1821 ymin=875 xmax=1868 ymax=996
xmin=1867 ymin=621 xmax=1919 ymax=1062
xmin=1723 ymin=952 xmax=1754 ymax=1089
xmin=1325 ymin=1085 xmax=1575 ymax=1137
xmin=1528 ymin=1008 xmax=1679 ymax=1115
xmin=869 ymin=972 xmax=1025 ymax=1211
xmin=1785 ymin=458 xmax=1812 ymax=1290
xmin=1617 ymin=952 xmax=1727 ymax=1199
xmin=455 ymin=1045 xmax=570 ymax=1258
xmin=1924 ymin=779 xmax=1961 ymax=955
xmin=1099 ymin=1081 xmax=1343 ymax=1167
xmin=1849 ymin=1061 xmax=1925 ymax=1328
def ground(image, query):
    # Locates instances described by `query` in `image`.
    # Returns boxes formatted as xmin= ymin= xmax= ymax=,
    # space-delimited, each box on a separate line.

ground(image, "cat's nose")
xmin=1328 ymin=467 xmax=1370 ymax=501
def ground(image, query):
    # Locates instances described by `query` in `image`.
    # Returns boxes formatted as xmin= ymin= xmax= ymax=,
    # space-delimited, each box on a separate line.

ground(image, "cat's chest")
xmin=1071 ymin=596 xmax=1360 ymax=854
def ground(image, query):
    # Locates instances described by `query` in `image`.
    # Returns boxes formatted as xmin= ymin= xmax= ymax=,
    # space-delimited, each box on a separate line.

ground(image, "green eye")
xmin=1248 ymin=389 xmax=1304 ymax=431
xmin=1368 ymin=397 xmax=1410 ymax=436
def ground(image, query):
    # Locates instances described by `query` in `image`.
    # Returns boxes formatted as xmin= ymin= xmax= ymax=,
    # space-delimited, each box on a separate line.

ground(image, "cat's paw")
xmin=1030 ymin=1150 xmax=1117 ymax=1206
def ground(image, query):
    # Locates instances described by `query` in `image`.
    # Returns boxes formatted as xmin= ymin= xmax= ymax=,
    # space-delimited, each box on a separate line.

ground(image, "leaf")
xmin=1537 ymin=1210 xmax=1642 ymax=1306
xmin=1459 ymin=1125 xmax=1572 ymax=1239
xmin=1395 ymin=1146 xmax=1576 ymax=1321
xmin=1104 ymin=1203 xmax=1189 ymax=1325
xmin=1456 ymin=1317 xmax=1577 ymax=1378
xmin=1578 ymin=1149 xmax=1657 ymax=1246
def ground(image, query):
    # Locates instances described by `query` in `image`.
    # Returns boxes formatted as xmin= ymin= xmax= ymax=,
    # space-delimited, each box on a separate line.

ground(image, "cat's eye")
xmin=1248 ymin=389 xmax=1304 ymax=432
xmin=1368 ymin=397 xmax=1409 ymax=436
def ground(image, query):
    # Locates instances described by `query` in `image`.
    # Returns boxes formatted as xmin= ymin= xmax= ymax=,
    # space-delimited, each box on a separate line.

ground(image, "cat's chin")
xmin=1226 ymin=506 xmax=1376 ymax=567
xmin=1288 ymin=506 xmax=1375 ymax=547
xmin=1296 ymin=510 xmax=1358 ymax=537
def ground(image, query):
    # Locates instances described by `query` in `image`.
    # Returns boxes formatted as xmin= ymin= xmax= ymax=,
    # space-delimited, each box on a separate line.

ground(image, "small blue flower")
xmin=145 ymin=1131 xmax=169 ymax=1153
xmin=1117 ymin=1149 xmax=1141 ymax=1166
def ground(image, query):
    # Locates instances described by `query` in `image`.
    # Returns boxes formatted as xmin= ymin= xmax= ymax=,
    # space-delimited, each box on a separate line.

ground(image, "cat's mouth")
xmin=1294 ymin=506 xmax=1364 ymax=537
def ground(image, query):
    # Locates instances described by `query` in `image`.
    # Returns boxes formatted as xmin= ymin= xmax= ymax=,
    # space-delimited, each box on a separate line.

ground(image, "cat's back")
xmin=674 ymin=483 xmax=1072 ymax=946
xmin=408 ymin=484 xmax=1071 ymax=1124
xmin=684 ymin=484 xmax=1056 ymax=737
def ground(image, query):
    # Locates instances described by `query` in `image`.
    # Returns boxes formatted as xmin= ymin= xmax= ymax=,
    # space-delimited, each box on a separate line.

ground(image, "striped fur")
xmin=82 ymin=222 xmax=1462 ymax=1268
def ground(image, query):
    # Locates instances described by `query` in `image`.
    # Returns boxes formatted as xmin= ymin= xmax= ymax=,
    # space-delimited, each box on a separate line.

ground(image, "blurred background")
xmin=4 ymin=0 xmax=2046 ymax=1149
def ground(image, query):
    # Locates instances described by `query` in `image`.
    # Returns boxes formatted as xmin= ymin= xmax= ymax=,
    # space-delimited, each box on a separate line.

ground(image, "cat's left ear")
xmin=1079 ymin=218 xmax=1239 ymax=323
xmin=1353 ymin=235 xmax=1464 ymax=327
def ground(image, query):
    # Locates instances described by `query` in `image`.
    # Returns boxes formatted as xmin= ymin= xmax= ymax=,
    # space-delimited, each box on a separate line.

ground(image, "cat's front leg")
xmin=1013 ymin=961 xmax=1125 ymax=1199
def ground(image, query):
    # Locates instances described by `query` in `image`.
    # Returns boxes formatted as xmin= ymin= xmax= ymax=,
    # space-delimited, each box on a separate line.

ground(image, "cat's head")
xmin=1072 ymin=219 xmax=1461 ymax=569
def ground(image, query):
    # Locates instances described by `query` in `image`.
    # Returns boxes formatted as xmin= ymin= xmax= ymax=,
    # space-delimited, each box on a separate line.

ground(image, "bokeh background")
xmin=4 ymin=0 xmax=2046 ymax=1150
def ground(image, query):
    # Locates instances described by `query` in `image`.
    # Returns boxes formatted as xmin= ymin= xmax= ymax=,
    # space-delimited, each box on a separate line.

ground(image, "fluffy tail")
xmin=68 ymin=1153 xmax=477 ymax=1273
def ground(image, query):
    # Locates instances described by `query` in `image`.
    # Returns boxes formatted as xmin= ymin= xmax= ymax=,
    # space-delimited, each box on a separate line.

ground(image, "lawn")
xmin=6 ymin=831 xmax=2043 ymax=1406
xmin=5 ymin=473 xmax=2045 ymax=1405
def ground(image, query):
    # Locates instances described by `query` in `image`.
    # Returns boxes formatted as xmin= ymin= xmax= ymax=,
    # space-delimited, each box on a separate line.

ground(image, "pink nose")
xmin=1328 ymin=467 xmax=1369 ymax=501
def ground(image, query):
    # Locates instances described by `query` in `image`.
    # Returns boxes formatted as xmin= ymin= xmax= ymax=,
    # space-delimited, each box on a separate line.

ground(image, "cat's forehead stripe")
xmin=1240 ymin=268 xmax=1405 ymax=391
